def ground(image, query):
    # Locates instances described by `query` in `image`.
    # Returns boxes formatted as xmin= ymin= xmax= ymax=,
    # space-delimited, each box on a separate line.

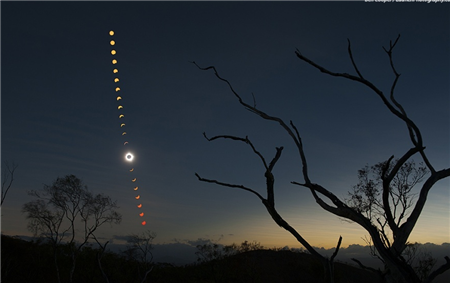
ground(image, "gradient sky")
xmin=1 ymin=1 xmax=449 ymax=251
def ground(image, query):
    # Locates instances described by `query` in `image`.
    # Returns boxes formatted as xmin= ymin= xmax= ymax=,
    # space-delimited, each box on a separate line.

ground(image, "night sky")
xmin=1 ymin=1 xmax=449 ymax=252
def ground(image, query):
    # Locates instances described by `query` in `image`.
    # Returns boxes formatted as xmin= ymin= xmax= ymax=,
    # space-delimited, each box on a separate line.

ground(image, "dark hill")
xmin=2 ymin=234 xmax=383 ymax=283
xmin=150 ymin=249 xmax=383 ymax=283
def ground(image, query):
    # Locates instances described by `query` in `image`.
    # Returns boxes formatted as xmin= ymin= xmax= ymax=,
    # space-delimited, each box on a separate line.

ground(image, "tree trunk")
xmin=53 ymin=247 xmax=61 ymax=283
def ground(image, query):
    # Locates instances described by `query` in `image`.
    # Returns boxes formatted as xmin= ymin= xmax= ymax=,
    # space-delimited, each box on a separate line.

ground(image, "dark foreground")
xmin=2 ymin=234 xmax=381 ymax=283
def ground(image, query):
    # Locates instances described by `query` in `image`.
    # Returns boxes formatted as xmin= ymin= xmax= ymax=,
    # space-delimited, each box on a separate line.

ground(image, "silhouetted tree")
xmin=194 ymin=35 xmax=450 ymax=283
xmin=1 ymin=161 xmax=18 ymax=205
xmin=192 ymin=77 xmax=342 ymax=282
xmin=124 ymin=230 xmax=156 ymax=283
xmin=22 ymin=174 xmax=122 ymax=283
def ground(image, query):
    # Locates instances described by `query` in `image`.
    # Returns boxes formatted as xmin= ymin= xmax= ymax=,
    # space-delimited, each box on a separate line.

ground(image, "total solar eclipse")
xmin=125 ymin=153 xmax=134 ymax=161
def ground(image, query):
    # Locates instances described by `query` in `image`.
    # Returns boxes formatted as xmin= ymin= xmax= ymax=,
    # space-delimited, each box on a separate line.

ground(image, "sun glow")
xmin=125 ymin=153 xmax=134 ymax=161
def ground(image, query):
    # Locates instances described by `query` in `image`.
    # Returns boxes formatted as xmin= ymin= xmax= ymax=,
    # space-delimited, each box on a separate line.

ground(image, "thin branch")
xmin=289 ymin=120 xmax=310 ymax=184
xmin=330 ymin=236 xmax=342 ymax=262
xmin=382 ymin=148 xmax=422 ymax=235
xmin=424 ymin=256 xmax=450 ymax=283
xmin=295 ymin=38 xmax=426 ymax=166
xmin=140 ymin=266 xmax=153 ymax=283
xmin=347 ymin=39 xmax=364 ymax=79
xmin=383 ymin=34 xmax=423 ymax=155
xmin=1 ymin=162 xmax=18 ymax=205
xmin=197 ymin=130 xmax=329 ymax=267
xmin=192 ymin=61 xmax=311 ymax=184
xmin=195 ymin=173 xmax=265 ymax=202
xmin=203 ymin=132 xmax=268 ymax=169
xmin=395 ymin=168 xmax=450 ymax=251
xmin=268 ymin=147 xmax=284 ymax=172
xmin=251 ymin=92 xmax=257 ymax=108
xmin=93 ymin=237 xmax=110 ymax=283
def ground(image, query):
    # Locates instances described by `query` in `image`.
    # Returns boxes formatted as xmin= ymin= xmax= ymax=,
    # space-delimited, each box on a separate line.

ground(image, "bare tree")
xmin=22 ymin=174 xmax=122 ymax=283
xmin=347 ymin=159 xmax=428 ymax=253
xmin=1 ymin=161 xmax=18 ymax=205
xmin=93 ymin=239 xmax=111 ymax=283
xmin=124 ymin=230 xmax=156 ymax=283
xmin=192 ymin=73 xmax=342 ymax=282
xmin=194 ymin=35 xmax=450 ymax=283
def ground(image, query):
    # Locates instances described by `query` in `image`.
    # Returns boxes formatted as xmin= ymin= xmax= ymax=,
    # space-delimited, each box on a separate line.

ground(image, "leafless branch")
xmin=196 ymin=128 xmax=339 ymax=277
xmin=92 ymin=237 xmax=110 ymax=283
xmin=424 ymin=256 xmax=450 ymax=283
xmin=347 ymin=39 xmax=364 ymax=79
xmin=194 ymin=35 xmax=449 ymax=282
xmin=203 ymin=132 xmax=269 ymax=170
xmin=251 ymin=92 xmax=257 ymax=108
xmin=330 ymin=236 xmax=342 ymax=262
xmin=295 ymin=36 xmax=430 ymax=174
xmin=195 ymin=173 xmax=265 ymax=202
xmin=192 ymin=61 xmax=311 ymax=184
xmin=1 ymin=161 xmax=18 ymax=205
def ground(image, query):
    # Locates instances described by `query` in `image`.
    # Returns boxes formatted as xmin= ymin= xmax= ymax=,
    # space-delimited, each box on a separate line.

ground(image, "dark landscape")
xmin=1 ymin=234 xmax=383 ymax=283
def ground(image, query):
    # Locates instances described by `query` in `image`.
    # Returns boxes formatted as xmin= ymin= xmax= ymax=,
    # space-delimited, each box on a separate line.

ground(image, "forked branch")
xmin=194 ymin=36 xmax=449 ymax=282
xmin=195 ymin=131 xmax=342 ymax=280
xmin=192 ymin=61 xmax=311 ymax=185
xmin=425 ymin=256 xmax=450 ymax=283
xmin=195 ymin=173 xmax=265 ymax=202
xmin=1 ymin=161 xmax=18 ymax=205
xmin=202 ymin=133 xmax=269 ymax=170
xmin=295 ymin=35 xmax=430 ymax=173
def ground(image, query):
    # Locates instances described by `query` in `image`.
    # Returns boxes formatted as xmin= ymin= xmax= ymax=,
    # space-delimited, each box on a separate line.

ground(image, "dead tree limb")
xmin=1 ymin=161 xmax=18 ymax=205
xmin=195 ymin=132 xmax=342 ymax=283
xmin=194 ymin=35 xmax=449 ymax=283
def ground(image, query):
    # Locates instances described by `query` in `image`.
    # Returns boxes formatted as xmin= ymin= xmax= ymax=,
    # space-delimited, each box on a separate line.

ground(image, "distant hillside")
xmin=149 ymin=249 xmax=384 ymax=283
xmin=3 ymin=234 xmax=448 ymax=283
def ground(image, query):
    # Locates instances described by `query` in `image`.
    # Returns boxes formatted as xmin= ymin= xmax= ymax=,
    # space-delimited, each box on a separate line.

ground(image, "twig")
xmin=195 ymin=173 xmax=265 ymax=202
xmin=347 ymin=39 xmax=364 ymax=79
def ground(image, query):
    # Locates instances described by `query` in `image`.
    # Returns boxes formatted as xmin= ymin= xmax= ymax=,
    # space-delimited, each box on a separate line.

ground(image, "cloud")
xmin=173 ymin=237 xmax=221 ymax=248
xmin=112 ymin=234 xmax=133 ymax=243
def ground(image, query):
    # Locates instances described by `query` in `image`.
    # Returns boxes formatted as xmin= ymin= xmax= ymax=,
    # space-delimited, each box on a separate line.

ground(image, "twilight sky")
xmin=1 ymin=1 xmax=449 ymax=253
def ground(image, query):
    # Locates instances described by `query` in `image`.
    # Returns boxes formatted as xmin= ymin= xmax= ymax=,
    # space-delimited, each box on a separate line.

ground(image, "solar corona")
xmin=109 ymin=30 xmax=146 ymax=226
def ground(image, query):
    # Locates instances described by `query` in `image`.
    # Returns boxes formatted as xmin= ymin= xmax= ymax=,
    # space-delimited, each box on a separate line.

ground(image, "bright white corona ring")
xmin=125 ymin=153 xmax=134 ymax=162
